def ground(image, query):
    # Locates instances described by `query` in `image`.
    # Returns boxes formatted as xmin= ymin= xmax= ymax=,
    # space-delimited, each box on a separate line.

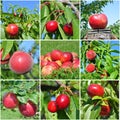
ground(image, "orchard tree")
xmin=81 ymin=40 xmax=119 ymax=79
xmin=41 ymin=0 xmax=79 ymax=39
xmin=1 ymin=1 xmax=39 ymax=39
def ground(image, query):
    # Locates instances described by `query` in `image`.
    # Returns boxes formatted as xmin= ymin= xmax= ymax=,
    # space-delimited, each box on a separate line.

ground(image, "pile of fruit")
xmin=2 ymin=92 xmax=37 ymax=117
xmin=40 ymin=49 xmax=80 ymax=76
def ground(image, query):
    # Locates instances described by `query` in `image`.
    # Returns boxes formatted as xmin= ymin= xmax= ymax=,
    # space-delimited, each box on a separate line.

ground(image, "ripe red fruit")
xmin=3 ymin=92 xmax=19 ymax=109
xmin=47 ymin=61 xmax=59 ymax=69
xmin=51 ymin=50 xmax=63 ymax=61
xmin=89 ymin=13 xmax=108 ymax=29
xmin=72 ymin=59 xmax=80 ymax=69
xmin=86 ymin=63 xmax=95 ymax=73
xmin=9 ymin=51 xmax=33 ymax=74
xmin=6 ymin=24 xmax=19 ymax=36
xmin=19 ymin=100 xmax=37 ymax=117
xmin=87 ymin=84 xmax=104 ymax=98
xmin=86 ymin=50 xmax=96 ymax=60
xmin=0 ymin=49 xmax=10 ymax=65
xmin=46 ymin=20 xmax=58 ymax=33
xmin=63 ymin=23 xmax=73 ymax=36
xmin=47 ymin=101 xmax=57 ymax=113
xmin=41 ymin=65 xmax=56 ymax=76
xmin=56 ymin=94 xmax=70 ymax=110
xmin=61 ymin=61 xmax=73 ymax=69
xmin=61 ymin=52 xmax=73 ymax=63
xmin=100 ymin=104 xmax=110 ymax=117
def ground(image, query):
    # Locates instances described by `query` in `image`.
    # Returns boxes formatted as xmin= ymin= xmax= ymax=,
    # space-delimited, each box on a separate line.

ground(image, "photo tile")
xmin=40 ymin=41 xmax=80 ymax=79
xmin=80 ymin=40 xmax=119 ymax=80
xmin=80 ymin=80 xmax=119 ymax=119
xmin=0 ymin=40 xmax=39 ymax=80
xmin=41 ymin=80 xmax=79 ymax=119
xmin=80 ymin=0 xmax=120 ymax=40
xmin=1 ymin=80 xmax=40 ymax=119
xmin=1 ymin=0 xmax=40 ymax=40
xmin=40 ymin=0 xmax=80 ymax=40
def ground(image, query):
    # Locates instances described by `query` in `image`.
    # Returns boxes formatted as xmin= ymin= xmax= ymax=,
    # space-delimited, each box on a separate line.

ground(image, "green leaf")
xmin=58 ymin=24 xmax=67 ymax=39
xmin=41 ymin=5 xmax=49 ymax=19
xmin=106 ymin=55 xmax=112 ymax=66
xmin=0 ymin=26 xmax=6 ymax=39
xmin=109 ymin=70 xmax=118 ymax=79
xmin=17 ymin=96 xmax=28 ymax=103
xmin=92 ymin=96 xmax=102 ymax=100
xmin=1 ymin=41 xmax=13 ymax=59
xmin=90 ymin=105 xmax=101 ymax=119
xmin=64 ymin=6 xmax=73 ymax=23
xmin=29 ymin=93 xmax=39 ymax=105
xmin=72 ymin=19 xmax=79 ymax=39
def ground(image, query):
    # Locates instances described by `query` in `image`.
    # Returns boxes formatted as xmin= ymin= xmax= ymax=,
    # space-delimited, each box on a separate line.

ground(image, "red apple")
xmin=41 ymin=60 xmax=49 ymax=68
xmin=71 ymin=52 xmax=78 ymax=59
xmin=44 ymin=52 xmax=52 ymax=61
xmin=42 ymin=65 xmax=56 ymax=76
xmin=86 ymin=63 xmax=95 ymax=73
xmin=0 ymin=48 xmax=10 ymax=65
xmin=72 ymin=59 xmax=80 ymax=69
xmin=61 ymin=61 xmax=73 ymax=69
xmin=19 ymin=100 xmax=37 ymax=117
xmin=89 ymin=13 xmax=108 ymax=29
xmin=51 ymin=50 xmax=63 ymax=61
xmin=3 ymin=92 xmax=19 ymax=109
xmin=61 ymin=52 xmax=73 ymax=63
xmin=55 ymin=60 xmax=62 ymax=66
xmin=47 ymin=61 xmax=59 ymax=69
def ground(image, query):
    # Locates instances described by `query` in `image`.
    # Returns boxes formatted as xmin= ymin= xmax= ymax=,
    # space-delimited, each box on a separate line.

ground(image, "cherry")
xmin=86 ymin=63 xmax=95 ymax=73
xmin=100 ymin=104 xmax=110 ymax=117
xmin=6 ymin=24 xmax=19 ymax=36
xmin=46 ymin=20 xmax=58 ymax=33
xmin=63 ymin=23 xmax=73 ymax=36
xmin=86 ymin=50 xmax=96 ymax=60
xmin=3 ymin=92 xmax=19 ymax=109
xmin=56 ymin=94 xmax=70 ymax=110
xmin=87 ymin=84 xmax=104 ymax=98
xmin=9 ymin=51 xmax=33 ymax=74
xmin=47 ymin=101 xmax=57 ymax=113
xmin=0 ymin=48 xmax=10 ymax=65
xmin=19 ymin=100 xmax=37 ymax=117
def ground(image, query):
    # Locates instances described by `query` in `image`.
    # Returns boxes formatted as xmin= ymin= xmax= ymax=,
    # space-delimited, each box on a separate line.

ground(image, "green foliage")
xmin=1 ymin=3 xmax=39 ymax=39
xmin=81 ymin=40 xmax=119 ymax=79
xmin=41 ymin=1 xmax=79 ymax=39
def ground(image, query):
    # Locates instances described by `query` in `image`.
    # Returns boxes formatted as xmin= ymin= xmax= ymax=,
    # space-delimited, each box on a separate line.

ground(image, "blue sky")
xmin=87 ymin=0 xmax=120 ymax=27
xmin=2 ymin=1 xmax=39 ymax=12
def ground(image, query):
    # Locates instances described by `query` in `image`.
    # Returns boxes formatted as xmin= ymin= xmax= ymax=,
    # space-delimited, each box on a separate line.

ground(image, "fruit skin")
xmin=51 ymin=50 xmax=63 ymax=61
xmin=46 ymin=20 xmax=58 ymax=33
xmin=41 ymin=65 xmax=56 ymax=76
xmin=19 ymin=100 xmax=37 ymax=117
xmin=6 ymin=24 xmax=19 ymax=36
xmin=63 ymin=23 xmax=73 ymax=36
xmin=61 ymin=52 xmax=73 ymax=63
xmin=3 ymin=92 xmax=19 ymax=109
xmin=56 ymin=94 xmax=70 ymax=110
xmin=89 ymin=13 xmax=108 ymax=29
xmin=61 ymin=61 xmax=73 ymax=69
xmin=9 ymin=51 xmax=33 ymax=74
xmin=0 ymin=48 xmax=10 ymax=65
xmin=86 ymin=63 xmax=95 ymax=73
xmin=87 ymin=84 xmax=104 ymax=98
xmin=47 ymin=101 xmax=57 ymax=113
xmin=86 ymin=50 xmax=96 ymax=60
xmin=100 ymin=104 xmax=110 ymax=117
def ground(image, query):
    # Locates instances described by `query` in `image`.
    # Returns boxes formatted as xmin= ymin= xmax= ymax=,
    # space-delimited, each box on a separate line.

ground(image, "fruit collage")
xmin=0 ymin=0 xmax=119 ymax=120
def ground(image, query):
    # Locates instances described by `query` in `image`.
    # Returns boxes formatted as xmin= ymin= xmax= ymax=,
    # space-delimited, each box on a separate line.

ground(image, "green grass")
xmin=41 ymin=41 xmax=79 ymax=55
